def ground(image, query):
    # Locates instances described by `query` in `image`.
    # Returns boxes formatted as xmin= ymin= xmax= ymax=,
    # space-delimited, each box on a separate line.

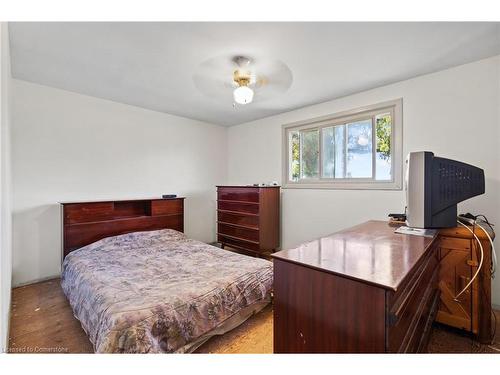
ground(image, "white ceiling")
xmin=9 ymin=22 xmax=500 ymax=126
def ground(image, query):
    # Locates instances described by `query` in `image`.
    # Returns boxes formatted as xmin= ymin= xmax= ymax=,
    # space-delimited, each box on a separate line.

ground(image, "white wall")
xmin=9 ymin=52 xmax=500 ymax=305
xmin=227 ymin=56 xmax=500 ymax=305
xmin=0 ymin=23 xmax=13 ymax=352
xmin=11 ymin=79 xmax=227 ymax=286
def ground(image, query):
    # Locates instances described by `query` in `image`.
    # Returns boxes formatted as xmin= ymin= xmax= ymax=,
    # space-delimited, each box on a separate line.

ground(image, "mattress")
xmin=61 ymin=229 xmax=273 ymax=353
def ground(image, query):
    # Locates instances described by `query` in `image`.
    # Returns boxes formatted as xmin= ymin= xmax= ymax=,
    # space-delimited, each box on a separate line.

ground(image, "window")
xmin=283 ymin=99 xmax=402 ymax=189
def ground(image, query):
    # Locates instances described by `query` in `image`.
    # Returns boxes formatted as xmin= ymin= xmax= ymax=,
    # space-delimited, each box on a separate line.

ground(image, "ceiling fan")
xmin=193 ymin=54 xmax=293 ymax=106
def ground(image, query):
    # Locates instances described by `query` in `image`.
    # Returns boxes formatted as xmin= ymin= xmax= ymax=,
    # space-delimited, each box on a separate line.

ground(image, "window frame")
xmin=282 ymin=98 xmax=403 ymax=190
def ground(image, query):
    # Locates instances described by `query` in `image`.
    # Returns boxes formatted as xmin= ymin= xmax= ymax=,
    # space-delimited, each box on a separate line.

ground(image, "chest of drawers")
xmin=272 ymin=221 xmax=440 ymax=353
xmin=216 ymin=186 xmax=280 ymax=256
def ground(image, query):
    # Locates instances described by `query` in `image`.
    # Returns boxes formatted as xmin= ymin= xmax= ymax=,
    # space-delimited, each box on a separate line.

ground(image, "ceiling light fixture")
xmin=233 ymin=85 xmax=254 ymax=105
xmin=232 ymin=56 xmax=254 ymax=105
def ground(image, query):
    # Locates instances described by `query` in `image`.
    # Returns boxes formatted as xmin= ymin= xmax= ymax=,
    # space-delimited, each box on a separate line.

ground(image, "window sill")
xmin=282 ymin=180 xmax=402 ymax=190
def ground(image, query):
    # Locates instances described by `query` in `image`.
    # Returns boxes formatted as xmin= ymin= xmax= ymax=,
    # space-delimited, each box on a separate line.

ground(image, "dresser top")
xmin=271 ymin=220 xmax=437 ymax=291
xmin=216 ymin=185 xmax=280 ymax=188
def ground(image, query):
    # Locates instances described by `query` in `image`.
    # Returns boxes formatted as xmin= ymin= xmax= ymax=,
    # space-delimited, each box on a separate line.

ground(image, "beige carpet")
xmin=196 ymin=304 xmax=274 ymax=353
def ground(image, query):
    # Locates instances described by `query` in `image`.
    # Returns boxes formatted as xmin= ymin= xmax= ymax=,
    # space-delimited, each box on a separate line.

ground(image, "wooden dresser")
xmin=437 ymin=225 xmax=494 ymax=343
xmin=272 ymin=221 xmax=440 ymax=353
xmin=217 ymin=185 xmax=280 ymax=257
xmin=61 ymin=198 xmax=184 ymax=258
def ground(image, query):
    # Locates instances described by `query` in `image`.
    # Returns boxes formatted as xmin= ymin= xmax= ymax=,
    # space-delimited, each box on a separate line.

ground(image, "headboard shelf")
xmin=61 ymin=197 xmax=185 ymax=259
xmin=66 ymin=214 xmax=184 ymax=227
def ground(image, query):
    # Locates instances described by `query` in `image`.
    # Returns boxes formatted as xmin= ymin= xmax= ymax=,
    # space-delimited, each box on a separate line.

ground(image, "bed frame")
xmin=60 ymin=197 xmax=185 ymax=259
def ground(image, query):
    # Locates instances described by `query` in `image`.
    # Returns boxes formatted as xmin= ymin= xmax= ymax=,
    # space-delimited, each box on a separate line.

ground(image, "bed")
xmin=60 ymin=198 xmax=273 ymax=353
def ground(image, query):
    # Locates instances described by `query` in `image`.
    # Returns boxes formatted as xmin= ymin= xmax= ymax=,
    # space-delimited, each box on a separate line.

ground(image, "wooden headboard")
xmin=60 ymin=197 xmax=185 ymax=259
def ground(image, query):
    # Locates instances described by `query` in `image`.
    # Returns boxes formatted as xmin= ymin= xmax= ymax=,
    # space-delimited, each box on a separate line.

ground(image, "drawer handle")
xmin=299 ymin=332 xmax=306 ymax=345
xmin=466 ymin=260 xmax=479 ymax=267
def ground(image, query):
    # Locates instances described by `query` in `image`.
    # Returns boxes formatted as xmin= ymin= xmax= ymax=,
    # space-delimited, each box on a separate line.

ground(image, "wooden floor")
xmin=8 ymin=278 xmax=93 ymax=353
xmin=8 ymin=278 xmax=500 ymax=354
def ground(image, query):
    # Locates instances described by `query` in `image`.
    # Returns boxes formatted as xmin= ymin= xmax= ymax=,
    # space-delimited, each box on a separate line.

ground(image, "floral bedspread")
xmin=61 ymin=229 xmax=273 ymax=353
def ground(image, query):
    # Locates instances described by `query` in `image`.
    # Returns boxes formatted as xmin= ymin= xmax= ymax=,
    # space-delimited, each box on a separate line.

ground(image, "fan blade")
xmin=193 ymin=74 xmax=233 ymax=98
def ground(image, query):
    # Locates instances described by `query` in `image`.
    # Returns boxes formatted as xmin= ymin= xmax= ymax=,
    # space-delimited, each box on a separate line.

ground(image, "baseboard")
xmin=12 ymin=274 xmax=61 ymax=289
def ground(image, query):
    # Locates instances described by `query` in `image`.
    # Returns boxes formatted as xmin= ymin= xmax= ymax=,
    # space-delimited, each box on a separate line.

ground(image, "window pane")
xmin=322 ymin=125 xmax=346 ymax=178
xmin=322 ymin=127 xmax=334 ymax=178
xmin=300 ymin=129 xmax=319 ymax=179
xmin=333 ymin=125 xmax=345 ymax=178
xmin=346 ymin=120 xmax=372 ymax=178
xmin=289 ymin=131 xmax=300 ymax=181
xmin=375 ymin=113 xmax=392 ymax=181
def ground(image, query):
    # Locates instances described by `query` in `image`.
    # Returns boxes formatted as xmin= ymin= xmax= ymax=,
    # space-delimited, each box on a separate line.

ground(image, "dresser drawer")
xmin=388 ymin=242 xmax=439 ymax=310
xmin=218 ymin=234 xmax=261 ymax=253
xmin=218 ymin=222 xmax=259 ymax=242
xmin=218 ymin=187 xmax=259 ymax=203
xmin=217 ymin=200 xmax=259 ymax=215
xmin=413 ymin=289 xmax=440 ymax=353
xmin=386 ymin=246 xmax=439 ymax=352
xmin=218 ymin=211 xmax=259 ymax=228
xmin=399 ymin=271 xmax=439 ymax=353
xmin=439 ymin=236 xmax=471 ymax=252
xmin=151 ymin=199 xmax=183 ymax=216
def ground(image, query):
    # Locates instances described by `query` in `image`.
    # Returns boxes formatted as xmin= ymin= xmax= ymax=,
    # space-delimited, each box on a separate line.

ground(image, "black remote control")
xmin=388 ymin=213 xmax=407 ymax=220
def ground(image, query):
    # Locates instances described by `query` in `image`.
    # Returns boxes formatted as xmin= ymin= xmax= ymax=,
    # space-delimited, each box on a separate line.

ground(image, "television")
xmin=405 ymin=151 xmax=485 ymax=228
